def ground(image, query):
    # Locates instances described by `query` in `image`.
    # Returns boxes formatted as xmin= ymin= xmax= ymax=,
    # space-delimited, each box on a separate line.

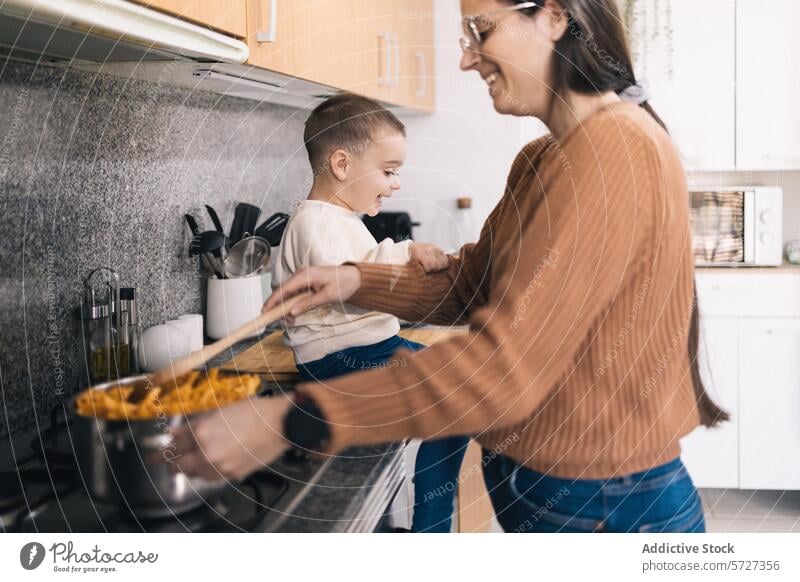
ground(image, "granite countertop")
xmin=208 ymin=334 xmax=407 ymax=533
xmin=263 ymin=439 xmax=406 ymax=533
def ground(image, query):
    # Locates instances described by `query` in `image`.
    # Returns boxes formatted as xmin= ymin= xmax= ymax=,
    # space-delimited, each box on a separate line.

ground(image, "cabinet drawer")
xmin=696 ymin=271 xmax=800 ymax=317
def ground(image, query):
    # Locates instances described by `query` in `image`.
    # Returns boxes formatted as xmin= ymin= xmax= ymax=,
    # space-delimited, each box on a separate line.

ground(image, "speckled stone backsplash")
xmin=0 ymin=61 xmax=312 ymax=437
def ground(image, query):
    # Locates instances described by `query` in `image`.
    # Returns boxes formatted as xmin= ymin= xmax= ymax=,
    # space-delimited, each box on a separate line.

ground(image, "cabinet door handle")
xmin=392 ymin=32 xmax=400 ymax=88
xmin=378 ymin=32 xmax=397 ymax=87
xmin=415 ymin=50 xmax=427 ymax=97
xmin=256 ymin=0 xmax=278 ymax=43
xmin=378 ymin=32 xmax=392 ymax=86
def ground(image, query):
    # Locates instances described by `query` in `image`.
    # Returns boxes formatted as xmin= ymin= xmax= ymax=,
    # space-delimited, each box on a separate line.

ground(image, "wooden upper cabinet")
xmin=131 ymin=1 xmax=248 ymax=38
xmin=361 ymin=1 xmax=402 ymax=104
xmin=245 ymin=0 xmax=435 ymax=110
xmin=362 ymin=0 xmax=435 ymax=109
xmin=398 ymin=0 xmax=435 ymax=110
xmin=246 ymin=1 xmax=373 ymax=92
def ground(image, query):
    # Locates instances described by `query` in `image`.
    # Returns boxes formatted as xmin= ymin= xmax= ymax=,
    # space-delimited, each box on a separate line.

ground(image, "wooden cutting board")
xmin=220 ymin=327 xmax=467 ymax=381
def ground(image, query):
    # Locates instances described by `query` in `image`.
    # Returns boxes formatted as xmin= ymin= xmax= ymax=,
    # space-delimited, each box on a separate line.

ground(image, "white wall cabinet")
xmin=736 ymin=0 xmax=800 ymax=170
xmin=680 ymin=317 xmax=739 ymax=488
xmin=635 ymin=0 xmax=800 ymax=171
xmin=738 ymin=318 xmax=800 ymax=489
xmin=646 ymin=0 xmax=736 ymax=171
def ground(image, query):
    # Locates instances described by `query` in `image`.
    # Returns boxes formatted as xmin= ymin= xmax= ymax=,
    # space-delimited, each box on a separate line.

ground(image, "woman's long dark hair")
xmin=508 ymin=0 xmax=728 ymax=427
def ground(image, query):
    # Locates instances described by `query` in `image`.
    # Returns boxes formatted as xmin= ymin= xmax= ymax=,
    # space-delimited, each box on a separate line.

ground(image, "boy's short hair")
xmin=303 ymin=93 xmax=405 ymax=171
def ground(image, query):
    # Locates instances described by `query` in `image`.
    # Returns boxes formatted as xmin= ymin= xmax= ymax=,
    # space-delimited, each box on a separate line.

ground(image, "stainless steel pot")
xmin=69 ymin=374 xmax=225 ymax=518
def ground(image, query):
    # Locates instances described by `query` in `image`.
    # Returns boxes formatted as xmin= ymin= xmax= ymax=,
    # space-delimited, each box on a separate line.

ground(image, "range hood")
xmin=0 ymin=0 xmax=249 ymax=64
xmin=0 ymin=0 xmax=409 ymax=110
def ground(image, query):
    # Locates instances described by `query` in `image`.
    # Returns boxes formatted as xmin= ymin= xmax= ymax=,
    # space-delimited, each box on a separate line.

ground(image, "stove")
xmin=0 ymin=402 xmax=321 ymax=533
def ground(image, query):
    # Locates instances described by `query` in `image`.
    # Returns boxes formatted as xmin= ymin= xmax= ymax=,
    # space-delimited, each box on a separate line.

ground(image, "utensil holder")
xmin=206 ymin=275 xmax=266 ymax=340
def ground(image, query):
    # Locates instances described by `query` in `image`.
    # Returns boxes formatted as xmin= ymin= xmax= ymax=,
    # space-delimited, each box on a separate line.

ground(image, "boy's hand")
xmin=409 ymin=242 xmax=449 ymax=273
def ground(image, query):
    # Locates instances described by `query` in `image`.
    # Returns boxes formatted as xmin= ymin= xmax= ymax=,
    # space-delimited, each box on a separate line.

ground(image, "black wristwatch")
xmin=283 ymin=393 xmax=331 ymax=451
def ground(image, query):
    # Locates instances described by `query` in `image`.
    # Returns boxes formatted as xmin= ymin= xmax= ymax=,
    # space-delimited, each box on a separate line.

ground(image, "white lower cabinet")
xmin=682 ymin=273 xmax=800 ymax=490
xmin=738 ymin=318 xmax=800 ymax=489
xmin=680 ymin=317 xmax=739 ymax=488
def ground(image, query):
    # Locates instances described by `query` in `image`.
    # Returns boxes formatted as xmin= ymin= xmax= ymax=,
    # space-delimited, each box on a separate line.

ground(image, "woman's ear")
xmin=329 ymin=149 xmax=351 ymax=181
xmin=543 ymin=0 xmax=569 ymax=42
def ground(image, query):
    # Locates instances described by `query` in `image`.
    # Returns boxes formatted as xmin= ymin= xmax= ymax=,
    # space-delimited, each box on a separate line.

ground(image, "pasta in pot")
xmin=75 ymin=369 xmax=262 ymax=420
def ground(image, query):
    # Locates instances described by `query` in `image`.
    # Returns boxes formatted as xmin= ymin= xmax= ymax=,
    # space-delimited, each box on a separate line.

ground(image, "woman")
xmin=178 ymin=0 xmax=727 ymax=533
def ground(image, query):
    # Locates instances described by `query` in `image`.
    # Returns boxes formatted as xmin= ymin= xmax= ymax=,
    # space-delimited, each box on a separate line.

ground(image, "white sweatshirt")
xmin=272 ymin=200 xmax=413 ymax=364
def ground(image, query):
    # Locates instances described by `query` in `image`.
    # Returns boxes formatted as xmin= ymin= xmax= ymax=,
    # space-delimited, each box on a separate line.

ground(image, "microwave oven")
xmin=689 ymin=187 xmax=782 ymax=267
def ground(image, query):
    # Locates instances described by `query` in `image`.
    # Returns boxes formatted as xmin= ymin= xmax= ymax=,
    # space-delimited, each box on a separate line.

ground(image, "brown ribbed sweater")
xmin=299 ymin=102 xmax=701 ymax=479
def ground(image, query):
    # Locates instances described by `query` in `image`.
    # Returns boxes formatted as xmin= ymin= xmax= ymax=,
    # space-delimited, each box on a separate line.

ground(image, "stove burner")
xmin=104 ymin=497 xmax=233 ymax=533
xmin=98 ymin=471 xmax=286 ymax=532
xmin=3 ymin=404 xmax=294 ymax=533
xmin=0 ymin=473 xmax=24 ymax=510
xmin=0 ymin=468 xmax=78 ymax=531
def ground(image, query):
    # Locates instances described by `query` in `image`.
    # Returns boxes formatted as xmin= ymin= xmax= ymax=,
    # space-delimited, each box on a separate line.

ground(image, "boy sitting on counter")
xmin=272 ymin=93 xmax=469 ymax=532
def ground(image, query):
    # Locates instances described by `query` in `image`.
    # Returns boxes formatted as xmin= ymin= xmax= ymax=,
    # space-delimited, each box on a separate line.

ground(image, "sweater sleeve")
xmin=363 ymin=238 xmax=413 ymax=264
xmin=346 ymin=193 xmax=508 ymax=326
xmin=346 ymin=138 xmax=549 ymax=326
xmin=299 ymin=122 xmax=656 ymax=453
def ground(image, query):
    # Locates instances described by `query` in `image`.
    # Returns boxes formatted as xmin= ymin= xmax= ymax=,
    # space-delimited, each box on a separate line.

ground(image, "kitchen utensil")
xmin=184 ymin=213 xmax=201 ymax=236
xmin=204 ymin=204 xmax=225 ymax=233
xmin=224 ymin=235 xmax=271 ymax=278
xmin=189 ymin=230 xmax=228 ymax=257
xmin=148 ymin=292 xmax=309 ymax=387
xmin=203 ymin=251 xmax=226 ymax=279
xmin=195 ymin=230 xmax=229 ymax=278
xmin=199 ymin=253 xmax=218 ymax=277
xmin=204 ymin=275 xmax=266 ymax=343
xmin=197 ymin=230 xmax=228 ymax=257
xmin=229 ymin=202 xmax=261 ymax=244
xmin=69 ymin=374 xmax=238 ymax=517
xmin=254 ymin=212 xmax=289 ymax=246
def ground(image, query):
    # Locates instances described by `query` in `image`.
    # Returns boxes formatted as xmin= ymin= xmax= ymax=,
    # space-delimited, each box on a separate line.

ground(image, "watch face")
xmin=286 ymin=398 xmax=330 ymax=451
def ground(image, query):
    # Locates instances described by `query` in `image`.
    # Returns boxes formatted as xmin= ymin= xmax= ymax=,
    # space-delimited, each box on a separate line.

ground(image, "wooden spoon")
xmin=129 ymin=292 xmax=311 ymax=402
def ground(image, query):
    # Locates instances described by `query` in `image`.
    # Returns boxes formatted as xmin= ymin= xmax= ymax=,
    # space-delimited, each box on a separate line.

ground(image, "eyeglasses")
xmin=460 ymin=1 xmax=541 ymax=54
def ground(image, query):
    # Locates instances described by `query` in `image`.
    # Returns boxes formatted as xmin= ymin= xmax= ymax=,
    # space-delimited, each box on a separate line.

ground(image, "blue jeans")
xmin=297 ymin=335 xmax=468 ymax=533
xmin=482 ymin=453 xmax=706 ymax=533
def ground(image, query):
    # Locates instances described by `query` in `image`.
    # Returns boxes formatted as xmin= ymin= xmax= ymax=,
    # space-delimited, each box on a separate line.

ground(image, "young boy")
xmin=273 ymin=93 xmax=468 ymax=532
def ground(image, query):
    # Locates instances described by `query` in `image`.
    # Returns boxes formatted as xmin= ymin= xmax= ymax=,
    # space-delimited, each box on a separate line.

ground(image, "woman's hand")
xmin=409 ymin=242 xmax=449 ymax=273
xmin=173 ymin=395 xmax=293 ymax=482
xmin=262 ymin=265 xmax=362 ymax=322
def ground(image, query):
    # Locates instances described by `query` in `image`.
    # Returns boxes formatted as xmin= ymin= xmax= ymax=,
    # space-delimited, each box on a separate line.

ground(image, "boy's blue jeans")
xmin=297 ymin=334 xmax=469 ymax=533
